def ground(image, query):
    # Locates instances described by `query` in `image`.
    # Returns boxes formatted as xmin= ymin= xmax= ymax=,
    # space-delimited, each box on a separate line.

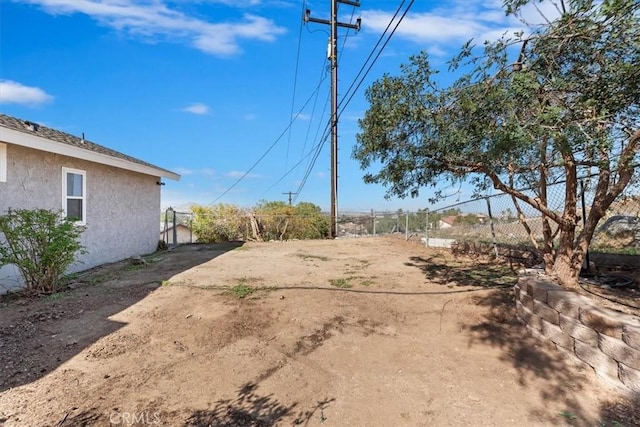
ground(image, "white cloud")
xmin=226 ymin=170 xmax=262 ymax=179
xmin=19 ymin=0 xmax=287 ymax=56
xmin=243 ymin=113 xmax=256 ymax=120
xmin=362 ymin=1 xmax=527 ymax=47
xmin=182 ymin=102 xmax=210 ymax=115
xmin=294 ymin=113 xmax=311 ymax=121
xmin=201 ymin=168 xmax=216 ymax=177
xmin=0 ymin=80 xmax=53 ymax=106
xmin=174 ymin=167 xmax=195 ymax=175
xmin=173 ymin=167 xmax=216 ymax=177
xmin=363 ymin=10 xmax=485 ymax=43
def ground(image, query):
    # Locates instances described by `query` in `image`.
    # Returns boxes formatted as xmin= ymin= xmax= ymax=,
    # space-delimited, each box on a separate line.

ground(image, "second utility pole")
xmin=305 ymin=1 xmax=361 ymax=238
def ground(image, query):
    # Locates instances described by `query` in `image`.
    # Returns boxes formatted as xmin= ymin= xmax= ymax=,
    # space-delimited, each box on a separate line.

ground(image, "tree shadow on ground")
xmin=0 ymin=242 xmax=244 ymax=393
xmin=465 ymin=289 xmax=638 ymax=426
xmin=403 ymin=251 xmax=638 ymax=425
xmin=185 ymin=382 xmax=334 ymax=426
xmin=405 ymin=254 xmax=518 ymax=288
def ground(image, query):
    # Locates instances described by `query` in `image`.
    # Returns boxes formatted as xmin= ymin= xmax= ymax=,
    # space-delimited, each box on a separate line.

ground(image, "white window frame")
xmin=0 ymin=143 xmax=6 ymax=182
xmin=62 ymin=167 xmax=86 ymax=224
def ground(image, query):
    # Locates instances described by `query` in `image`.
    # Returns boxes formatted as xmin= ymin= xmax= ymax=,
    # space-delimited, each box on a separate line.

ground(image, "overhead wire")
xmin=339 ymin=0 xmax=406 ymax=113
xmin=208 ymin=71 xmax=329 ymax=206
xmin=285 ymin=0 xmax=307 ymax=169
xmin=299 ymin=62 xmax=330 ymax=163
xmin=266 ymin=3 xmax=352 ymax=202
xmin=339 ymin=0 xmax=415 ymax=116
xmin=214 ymin=1 xmax=415 ymax=207
xmin=292 ymin=1 xmax=415 ymax=202
xmin=261 ymin=122 xmax=330 ymax=195
xmin=290 ymin=4 xmax=359 ymax=203
xmin=292 ymin=124 xmax=332 ymax=203
xmin=296 ymin=3 xmax=354 ymax=173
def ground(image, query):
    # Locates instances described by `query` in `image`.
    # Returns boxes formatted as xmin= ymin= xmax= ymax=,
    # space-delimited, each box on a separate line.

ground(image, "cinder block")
xmin=599 ymin=333 xmax=640 ymax=370
xmin=559 ymin=313 xmax=598 ymax=346
xmin=533 ymin=300 xmax=559 ymax=325
xmin=547 ymin=291 xmax=589 ymax=319
xmin=619 ymin=363 xmax=640 ymax=392
xmin=516 ymin=300 xmax=525 ymax=320
xmin=526 ymin=278 xmax=563 ymax=303
xmin=575 ymin=340 xmax=620 ymax=382
xmin=520 ymin=293 xmax=534 ymax=310
xmin=520 ymin=306 xmax=543 ymax=332
xmin=541 ymin=319 xmax=574 ymax=350
xmin=526 ymin=325 xmax=545 ymax=341
xmin=579 ymin=307 xmax=627 ymax=339
xmin=622 ymin=325 xmax=640 ymax=351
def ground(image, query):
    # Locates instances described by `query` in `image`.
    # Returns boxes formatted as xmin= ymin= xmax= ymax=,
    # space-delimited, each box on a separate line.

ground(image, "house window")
xmin=0 ymin=143 xmax=6 ymax=182
xmin=62 ymin=167 xmax=86 ymax=223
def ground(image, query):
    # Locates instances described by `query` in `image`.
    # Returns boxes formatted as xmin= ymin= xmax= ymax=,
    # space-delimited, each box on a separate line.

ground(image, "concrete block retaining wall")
xmin=516 ymin=275 xmax=640 ymax=392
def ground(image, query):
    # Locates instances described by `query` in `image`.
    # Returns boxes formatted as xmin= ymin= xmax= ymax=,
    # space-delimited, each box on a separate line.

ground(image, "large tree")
xmin=353 ymin=0 xmax=640 ymax=288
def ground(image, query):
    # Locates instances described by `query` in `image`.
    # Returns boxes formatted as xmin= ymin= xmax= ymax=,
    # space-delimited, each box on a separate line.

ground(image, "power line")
xmin=285 ymin=0 xmax=307 ymax=169
xmin=271 ymin=2 xmax=411 ymax=206
xmin=208 ymin=72 xmax=329 ymax=206
xmin=246 ymin=1 xmax=413 ymax=210
xmin=260 ymin=128 xmax=327 ymax=196
xmin=339 ymin=0 xmax=407 ymax=112
xmin=293 ymin=124 xmax=331 ymax=203
xmin=339 ymin=0 xmax=415 ymax=116
xmin=299 ymin=62 xmax=330 ymax=164
xmin=292 ymin=1 xmax=414 ymax=205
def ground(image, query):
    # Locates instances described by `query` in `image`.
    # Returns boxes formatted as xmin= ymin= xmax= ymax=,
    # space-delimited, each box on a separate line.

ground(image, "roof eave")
xmin=0 ymin=126 xmax=180 ymax=181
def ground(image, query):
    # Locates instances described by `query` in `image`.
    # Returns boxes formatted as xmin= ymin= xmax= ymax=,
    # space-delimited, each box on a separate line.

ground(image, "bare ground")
xmin=0 ymin=237 xmax=638 ymax=426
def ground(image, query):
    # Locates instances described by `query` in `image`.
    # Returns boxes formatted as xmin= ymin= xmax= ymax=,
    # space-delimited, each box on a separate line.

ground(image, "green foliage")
xmin=253 ymin=200 xmax=294 ymax=241
xmin=0 ymin=208 xmax=87 ymax=295
xmin=189 ymin=201 xmax=329 ymax=242
xmin=227 ymin=284 xmax=255 ymax=299
xmin=454 ymin=214 xmax=480 ymax=226
xmin=353 ymin=0 xmax=640 ymax=287
xmin=329 ymin=277 xmax=354 ymax=288
xmin=254 ymin=201 xmax=329 ymax=240
xmin=296 ymin=253 xmax=330 ymax=262
xmin=191 ymin=204 xmax=247 ymax=243
xmin=292 ymin=202 xmax=330 ymax=239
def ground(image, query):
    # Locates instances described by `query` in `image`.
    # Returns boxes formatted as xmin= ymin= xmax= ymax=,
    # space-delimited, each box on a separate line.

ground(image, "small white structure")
xmin=438 ymin=215 xmax=457 ymax=229
xmin=161 ymin=223 xmax=195 ymax=245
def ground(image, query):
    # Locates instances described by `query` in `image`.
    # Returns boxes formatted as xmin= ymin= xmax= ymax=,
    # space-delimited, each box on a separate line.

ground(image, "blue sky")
xmin=0 ymin=0 xmax=547 ymax=212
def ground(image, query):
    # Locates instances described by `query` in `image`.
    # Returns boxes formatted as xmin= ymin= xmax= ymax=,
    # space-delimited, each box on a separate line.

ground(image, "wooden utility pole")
xmin=304 ymin=1 xmax=361 ymax=238
xmin=282 ymin=191 xmax=297 ymax=206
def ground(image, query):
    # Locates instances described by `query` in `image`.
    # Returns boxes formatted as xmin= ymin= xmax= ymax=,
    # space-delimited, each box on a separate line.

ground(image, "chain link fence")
xmin=426 ymin=178 xmax=640 ymax=258
xmin=336 ymin=211 xmax=428 ymax=240
xmin=161 ymin=178 xmax=639 ymax=261
xmin=161 ymin=208 xmax=195 ymax=245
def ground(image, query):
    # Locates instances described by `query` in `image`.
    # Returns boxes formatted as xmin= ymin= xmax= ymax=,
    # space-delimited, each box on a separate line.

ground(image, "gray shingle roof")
xmin=0 ymin=113 xmax=177 ymax=177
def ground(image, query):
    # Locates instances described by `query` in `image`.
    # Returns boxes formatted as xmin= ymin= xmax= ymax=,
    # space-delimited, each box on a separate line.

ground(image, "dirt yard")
xmin=0 ymin=237 xmax=637 ymax=426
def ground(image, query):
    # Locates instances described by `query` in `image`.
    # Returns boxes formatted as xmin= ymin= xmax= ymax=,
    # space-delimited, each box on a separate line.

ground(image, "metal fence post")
xmin=172 ymin=207 xmax=178 ymax=246
xmin=405 ymin=212 xmax=409 ymax=241
xmin=372 ymin=210 xmax=376 ymax=237
xmin=485 ymin=198 xmax=499 ymax=258
xmin=425 ymin=209 xmax=429 ymax=247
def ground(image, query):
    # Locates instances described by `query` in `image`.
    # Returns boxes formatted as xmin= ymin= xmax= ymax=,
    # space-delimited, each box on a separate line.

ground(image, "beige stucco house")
xmin=0 ymin=114 xmax=180 ymax=291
